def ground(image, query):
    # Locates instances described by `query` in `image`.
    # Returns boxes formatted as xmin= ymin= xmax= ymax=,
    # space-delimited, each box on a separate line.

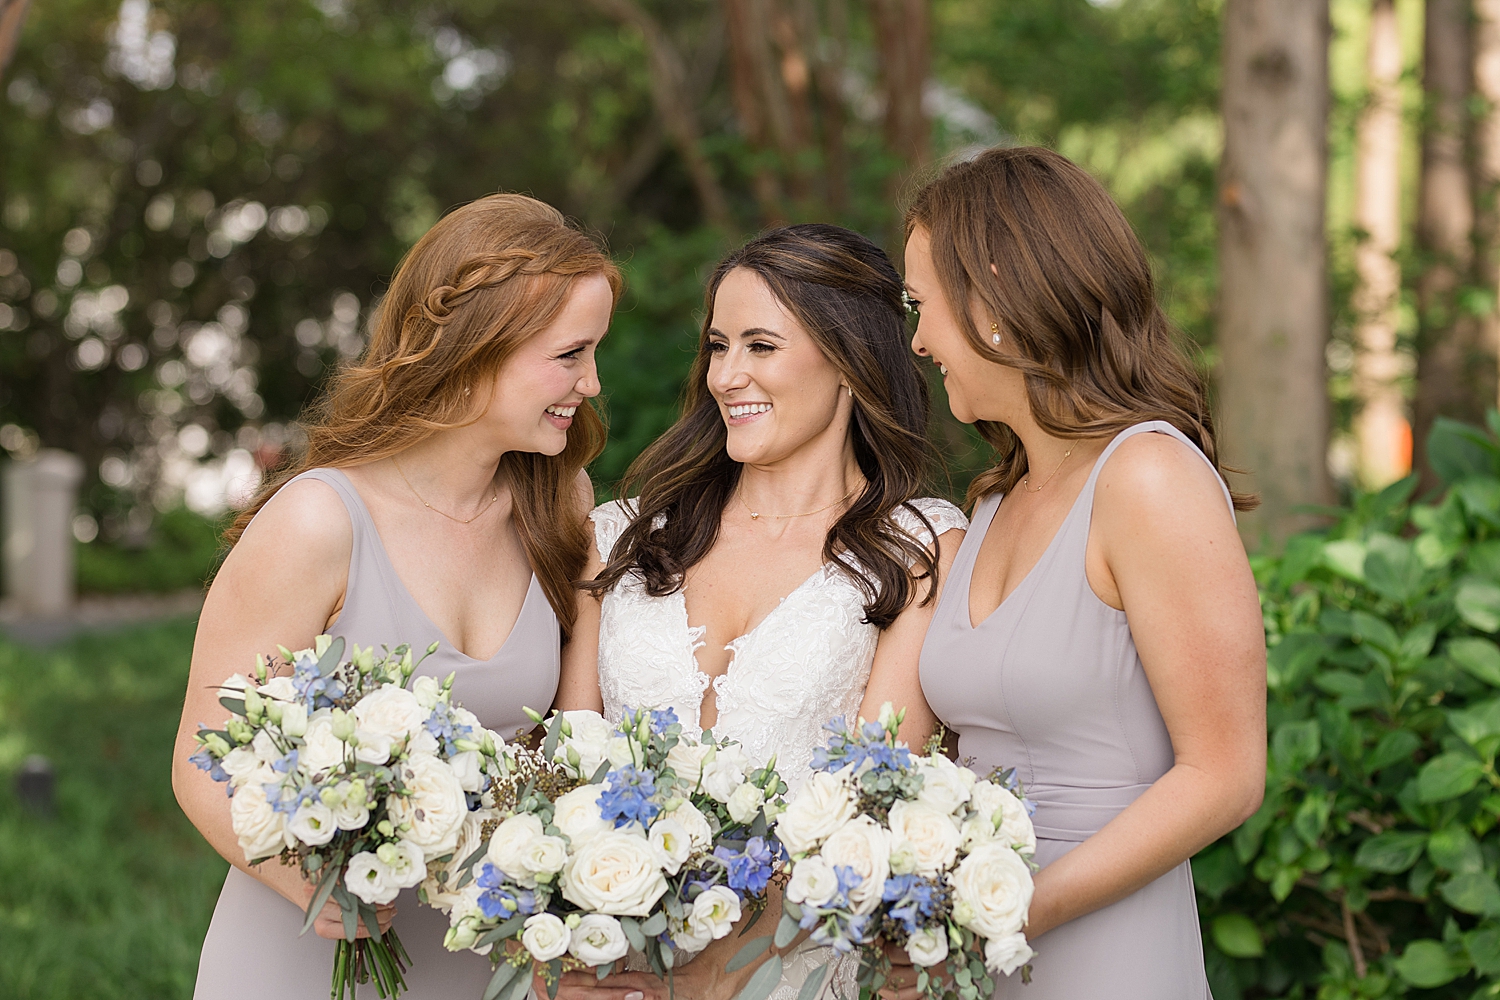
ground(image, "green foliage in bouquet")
xmin=1196 ymin=415 xmax=1500 ymax=1000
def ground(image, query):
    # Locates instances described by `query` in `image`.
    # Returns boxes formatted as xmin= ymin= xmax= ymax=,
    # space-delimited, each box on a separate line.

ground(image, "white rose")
xmin=389 ymin=753 xmax=469 ymax=860
xmin=289 ymin=799 xmax=338 ymax=847
xmin=221 ymin=746 xmax=262 ymax=786
xmin=299 ymin=713 xmax=346 ymax=777
xmin=726 ymin=782 xmax=764 ymax=825
xmin=353 ymin=729 xmax=394 ymax=765
xmin=251 ymin=728 xmax=281 ymax=765
xmin=521 ymin=912 xmax=571 ymax=962
xmin=606 ymin=736 xmax=637 ymax=769
xmin=785 ymin=855 xmax=839 ymax=908
xmin=905 ymin=926 xmax=949 ymax=967
xmin=258 ymin=676 xmax=298 ymax=702
xmin=686 ymin=885 xmax=741 ymax=944
xmin=558 ymin=711 xmax=613 ymax=776
xmin=886 ymin=799 xmax=961 ymax=877
xmin=818 ymin=816 xmax=890 ymax=915
xmin=666 ymin=740 xmax=713 ymax=790
xmin=984 ymin=932 xmax=1034 ymax=977
xmin=409 ymin=728 xmax=440 ymax=757
xmin=776 ymin=771 xmax=856 ymax=855
xmin=553 ymin=785 xmax=613 ymax=847
xmin=413 ymin=675 xmax=443 ymax=709
xmin=667 ymin=800 xmax=713 ymax=851
xmin=487 ymin=813 xmax=568 ymax=887
xmin=570 ymin=913 xmax=630 ymax=966
xmin=230 ymin=782 xmax=288 ymax=861
xmin=377 ymin=839 xmax=428 ymax=889
xmin=561 ymin=831 xmax=669 ymax=916
xmin=915 ymin=756 xmax=974 ymax=815
xmin=951 ymin=843 xmax=1033 ymax=940
xmin=701 ymin=746 xmax=750 ymax=803
xmin=968 ymin=782 xmax=1036 ymax=855
xmin=354 ymin=686 xmax=428 ymax=743
xmin=449 ymin=750 xmax=482 ymax=793
xmin=332 ymin=783 xmax=372 ymax=831
xmin=649 ymin=817 xmax=694 ymax=875
xmin=454 ymin=707 xmax=481 ymax=732
xmin=346 ymin=850 xmax=400 ymax=905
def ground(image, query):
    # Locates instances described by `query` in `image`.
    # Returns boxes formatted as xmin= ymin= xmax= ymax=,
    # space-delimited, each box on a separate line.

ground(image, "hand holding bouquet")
xmin=425 ymin=705 xmax=786 ymax=1000
xmin=763 ymin=705 xmax=1036 ymax=1000
xmin=188 ymin=635 xmax=509 ymax=1000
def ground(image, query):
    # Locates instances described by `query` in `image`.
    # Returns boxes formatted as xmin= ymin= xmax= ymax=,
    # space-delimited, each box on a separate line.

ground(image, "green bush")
xmin=1197 ymin=415 xmax=1500 ymax=1000
xmin=76 ymin=507 xmax=225 ymax=595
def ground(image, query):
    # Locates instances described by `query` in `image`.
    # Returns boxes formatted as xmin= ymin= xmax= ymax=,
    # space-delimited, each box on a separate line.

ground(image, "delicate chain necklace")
xmin=1020 ymin=446 xmax=1075 ymax=493
xmin=737 ymin=484 xmax=859 ymax=520
xmin=392 ymin=458 xmax=500 ymax=524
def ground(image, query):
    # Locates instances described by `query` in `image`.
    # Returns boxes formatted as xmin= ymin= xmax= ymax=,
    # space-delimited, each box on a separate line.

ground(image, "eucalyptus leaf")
xmin=794 ymin=964 xmax=830 ymax=1000
xmin=725 ymin=935 xmax=771 ymax=973
xmin=300 ymin=867 xmax=340 ymax=936
xmin=482 ymin=962 xmax=519 ymax=1000
xmin=621 ymin=916 xmax=647 ymax=952
xmin=732 ymin=954 xmax=784 ymax=1000
xmin=774 ymin=912 xmax=800 ymax=949
xmin=218 ymin=696 xmax=247 ymax=716
xmin=641 ymin=911 xmax=667 ymax=937
xmin=317 ymin=636 xmax=346 ymax=677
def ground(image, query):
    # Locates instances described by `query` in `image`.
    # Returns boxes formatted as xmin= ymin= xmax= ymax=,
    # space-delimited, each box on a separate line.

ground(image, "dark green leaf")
xmin=1365 ymin=534 xmax=1423 ymax=604
xmin=1447 ymin=698 xmax=1500 ymax=751
xmin=1191 ymin=843 xmax=1245 ymax=902
xmin=1394 ymin=939 xmax=1469 ymax=988
xmin=1211 ymin=914 xmax=1263 ymax=958
xmin=1418 ymin=753 xmax=1486 ymax=803
xmin=1449 ymin=637 xmax=1500 ymax=686
xmin=1366 ymin=729 xmax=1421 ymax=773
xmin=1271 ymin=719 xmax=1320 ymax=774
xmin=1429 ymin=826 xmax=1485 ymax=874
xmin=725 ymin=935 xmax=771 ymax=973
xmin=1441 ymin=872 xmax=1500 ymax=916
xmin=1428 ymin=418 xmax=1499 ymax=484
xmin=1458 ymin=578 xmax=1500 ymax=633
xmin=1355 ymin=831 xmax=1428 ymax=873
xmin=1465 ymin=925 xmax=1500 ymax=976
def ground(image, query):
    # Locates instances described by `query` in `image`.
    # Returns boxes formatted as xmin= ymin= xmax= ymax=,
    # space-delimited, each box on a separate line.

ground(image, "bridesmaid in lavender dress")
xmin=902 ymin=148 xmax=1266 ymax=998
xmin=174 ymin=195 xmax=642 ymax=1000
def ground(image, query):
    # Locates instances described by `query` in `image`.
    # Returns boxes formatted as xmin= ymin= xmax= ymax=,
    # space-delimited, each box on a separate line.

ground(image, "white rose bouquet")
xmin=187 ymin=635 xmax=510 ymax=1000
xmin=752 ymin=704 xmax=1036 ymax=1000
xmin=426 ymin=705 xmax=787 ymax=1000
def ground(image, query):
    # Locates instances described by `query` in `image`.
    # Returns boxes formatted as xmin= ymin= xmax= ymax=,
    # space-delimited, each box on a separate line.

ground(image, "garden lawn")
xmin=0 ymin=619 xmax=227 ymax=1000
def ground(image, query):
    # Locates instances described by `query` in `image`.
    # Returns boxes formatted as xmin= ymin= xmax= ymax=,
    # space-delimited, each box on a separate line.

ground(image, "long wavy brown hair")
xmin=228 ymin=193 xmax=621 ymax=638
xmin=906 ymin=146 xmax=1256 ymax=511
xmin=587 ymin=224 xmax=941 ymax=629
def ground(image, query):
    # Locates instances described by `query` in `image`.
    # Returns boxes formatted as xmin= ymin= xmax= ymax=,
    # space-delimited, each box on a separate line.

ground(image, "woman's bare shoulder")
xmin=229 ymin=476 xmax=353 ymax=571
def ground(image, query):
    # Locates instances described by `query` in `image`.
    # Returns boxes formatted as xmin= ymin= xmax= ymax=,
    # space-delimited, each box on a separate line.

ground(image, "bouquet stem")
xmin=332 ymin=929 xmax=409 ymax=1000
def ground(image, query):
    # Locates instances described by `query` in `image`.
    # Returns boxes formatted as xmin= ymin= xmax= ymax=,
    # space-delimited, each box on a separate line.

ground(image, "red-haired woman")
xmin=175 ymin=194 xmax=631 ymax=999
xmin=907 ymin=148 xmax=1266 ymax=997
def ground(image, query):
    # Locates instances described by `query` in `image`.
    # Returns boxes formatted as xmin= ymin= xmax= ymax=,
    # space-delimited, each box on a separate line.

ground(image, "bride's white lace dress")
xmin=590 ymin=496 xmax=968 ymax=1000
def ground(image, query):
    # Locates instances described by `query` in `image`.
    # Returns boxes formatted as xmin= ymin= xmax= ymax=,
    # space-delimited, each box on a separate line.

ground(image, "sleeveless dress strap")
xmin=1080 ymin=420 xmax=1236 ymax=523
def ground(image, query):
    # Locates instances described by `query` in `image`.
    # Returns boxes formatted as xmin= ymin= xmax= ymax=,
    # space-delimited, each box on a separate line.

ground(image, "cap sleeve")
xmin=589 ymin=498 xmax=639 ymax=564
xmin=889 ymin=497 xmax=968 ymax=554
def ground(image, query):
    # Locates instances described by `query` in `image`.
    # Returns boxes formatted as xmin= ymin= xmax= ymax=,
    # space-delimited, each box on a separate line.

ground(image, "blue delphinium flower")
xmin=598 ymin=764 xmax=660 ymax=828
xmin=810 ymin=715 xmax=912 ymax=775
xmin=475 ymin=864 xmax=524 ymax=920
xmin=649 ymin=707 xmax=679 ymax=735
xmin=291 ymin=653 xmax=344 ymax=711
xmin=882 ymin=874 xmax=940 ymax=935
xmin=425 ymin=703 xmax=474 ymax=756
xmin=189 ymin=746 xmax=229 ymax=784
xmin=715 ymin=836 xmax=780 ymax=894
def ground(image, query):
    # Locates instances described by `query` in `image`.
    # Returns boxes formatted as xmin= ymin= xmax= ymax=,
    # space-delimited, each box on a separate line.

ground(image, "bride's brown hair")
xmin=587 ymin=224 xmax=941 ymax=629
xmin=227 ymin=193 xmax=621 ymax=638
xmin=906 ymin=146 xmax=1255 ymax=511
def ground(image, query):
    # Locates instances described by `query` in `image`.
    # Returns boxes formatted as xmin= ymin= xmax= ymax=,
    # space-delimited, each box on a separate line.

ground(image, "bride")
xmin=552 ymin=223 xmax=966 ymax=1000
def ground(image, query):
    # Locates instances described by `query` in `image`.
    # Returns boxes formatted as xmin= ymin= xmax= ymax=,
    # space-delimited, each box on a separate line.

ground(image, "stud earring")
xmin=990 ymin=322 xmax=1001 ymax=346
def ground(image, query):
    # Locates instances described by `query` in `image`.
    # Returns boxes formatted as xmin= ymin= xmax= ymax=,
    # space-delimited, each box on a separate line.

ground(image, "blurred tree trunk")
xmin=588 ymin=0 xmax=731 ymax=227
xmin=1351 ymin=0 xmax=1407 ymax=488
xmin=1474 ymin=1 xmax=1500 ymax=421
xmin=724 ymin=0 xmax=789 ymax=223
xmin=1415 ymin=0 xmax=1485 ymax=490
xmin=804 ymin=0 xmax=849 ymax=213
xmin=0 ymin=0 xmax=30 ymax=79
xmin=870 ymin=0 xmax=931 ymax=190
xmin=1216 ymin=0 xmax=1333 ymax=548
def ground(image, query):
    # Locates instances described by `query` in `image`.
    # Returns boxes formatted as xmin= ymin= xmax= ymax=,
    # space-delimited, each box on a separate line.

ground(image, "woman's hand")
xmin=539 ymin=964 xmax=660 ymax=1000
xmin=880 ymin=942 xmax=926 ymax=1000
xmin=312 ymin=897 xmax=396 ymax=940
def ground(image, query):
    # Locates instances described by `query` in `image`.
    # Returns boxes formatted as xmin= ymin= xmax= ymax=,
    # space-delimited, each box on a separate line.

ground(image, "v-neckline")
xmin=965 ymin=467 xmax=1096 ymax=632
xmin=331 ymin=469 xmax=537 ymax=664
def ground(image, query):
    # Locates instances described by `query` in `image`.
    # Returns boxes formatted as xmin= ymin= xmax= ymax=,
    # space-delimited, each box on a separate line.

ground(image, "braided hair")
xmin=227 ymin=194 xmax=621 ymax=639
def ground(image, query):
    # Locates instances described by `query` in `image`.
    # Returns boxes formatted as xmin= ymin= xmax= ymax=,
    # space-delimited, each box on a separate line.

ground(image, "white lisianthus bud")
xmin=785 ymin=855 xmax=839 ymax=907
xmin=569 ymin=913 xmax=630 ymax=966
xmin=345 ymin=851 xmax=400 ymax=905
xmin=556 ymin=711 xmax=613 ymax=776
xmin=983 ymin=932 xmax=1034 ymax=977
xmin=280 ymin=702 xmax=309 ymax=738
xmin=445 ymin=915 xmax=482 ymax=952
xmin=330 ymin=708 xmax=356 ymax=742
xmin=449 ymin=750 xmax=482 ymax=793
xmin=412 ymin=675 xmax=442 ymax=709
xmin=877 ymin=702 xmax=900 ymax=731
xmin=726 ymin=782 xmax=764 ymax=825
xmin=905 ymin=926 xmax=949 ymax=967
xmin=888 ymin=842 xmax=917 ymax=876
xmin=521 ymin=913 xmax=571 ymax=962
xmin=289 ymin=799 xmax=338 ymax=846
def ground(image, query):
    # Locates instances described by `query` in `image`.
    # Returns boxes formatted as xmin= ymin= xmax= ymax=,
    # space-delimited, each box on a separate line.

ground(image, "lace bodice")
xmin=591 ymin=496 xmax=967 ymax=790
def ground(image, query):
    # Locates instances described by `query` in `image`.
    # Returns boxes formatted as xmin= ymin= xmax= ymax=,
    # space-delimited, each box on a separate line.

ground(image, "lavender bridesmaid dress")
xmin=920 ymin=422 xmax=1228 ymax=999
xmin=193 ymin=468 xmax=560 ymax=999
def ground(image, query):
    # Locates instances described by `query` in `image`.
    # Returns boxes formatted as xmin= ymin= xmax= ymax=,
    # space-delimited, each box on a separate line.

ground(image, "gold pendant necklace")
xmin=392 ymin=458 xmax=500 ymax=524
xmin=737 ymin=484 xmax=859 ymax=520
xmin=1020 ymin=445 xmax=1075 ymax=493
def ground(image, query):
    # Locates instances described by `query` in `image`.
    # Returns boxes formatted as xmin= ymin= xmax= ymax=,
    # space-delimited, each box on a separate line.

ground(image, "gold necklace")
xmin=392 ymin=458 xmax=500 ymax=524
xmin=1020 ymin=446 xmax=1075 ymax=493
xmin=737 ymin=484 xmax=859 ymax=520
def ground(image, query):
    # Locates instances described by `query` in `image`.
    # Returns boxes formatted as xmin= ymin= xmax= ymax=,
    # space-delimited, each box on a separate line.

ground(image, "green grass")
xmin=0 ymin=620 xmax=227 ymax=1000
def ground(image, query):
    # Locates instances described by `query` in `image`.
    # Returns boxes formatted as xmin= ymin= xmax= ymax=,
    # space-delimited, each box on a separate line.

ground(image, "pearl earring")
xmin=990 ymin=322 xmax=1001 ymax=346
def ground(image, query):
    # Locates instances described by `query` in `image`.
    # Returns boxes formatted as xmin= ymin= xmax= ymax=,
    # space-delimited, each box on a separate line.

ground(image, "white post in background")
xmin=3 ymin=449 xmax=85 ymax=617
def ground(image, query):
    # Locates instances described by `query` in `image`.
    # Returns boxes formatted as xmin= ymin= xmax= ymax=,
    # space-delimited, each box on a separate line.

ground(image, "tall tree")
xmin=1415 ymin=0 xmax=1486 ymax=488
xmin=0 ymin=0 xmax=28 ymax=79
xmin=1351 ymin=0 xmax=1407 ymax=488
xmin=1217 ymin=0 xmax=1333 ymax=547
xmin=871 ymin=0 xmax=931 ymax=186
xmin=1474 ymin=0 xmax=1500 ymax=424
